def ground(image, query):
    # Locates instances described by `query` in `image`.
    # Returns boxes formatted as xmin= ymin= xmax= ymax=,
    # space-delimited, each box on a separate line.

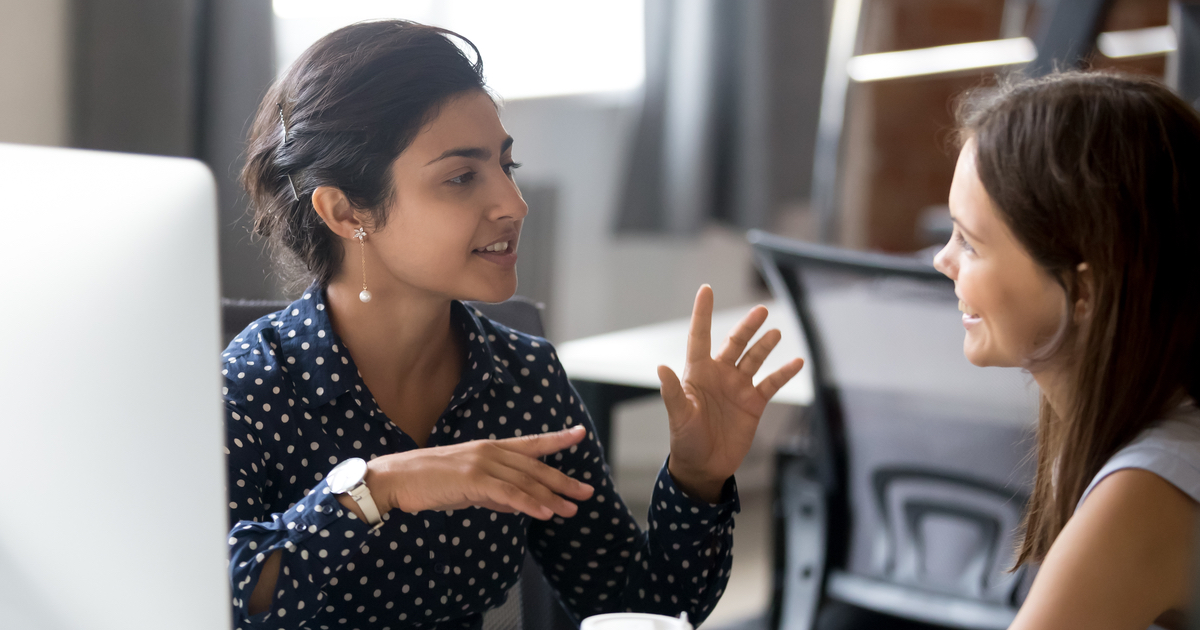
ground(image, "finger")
xmin=495 ymin=425 xmax=586 ymax=458
xmin=755 ymin=357 xmax=805 ymax=401
xmin=686 ymin=285 xmax=715 ymax=363
xmin=736 ymin=328 xmax=781 ymax=376
xmin=487 ymin=465 xmax=581 ymax=518
xmin=481 ymin=478 xmax=558 ymax=520
xmin=715 ymin=305 xmax=768 ymax=364
xmin=494 ymin=447 xmax=595 ymax=501
xmin=657 ymin=365 xmax=689 ymax=419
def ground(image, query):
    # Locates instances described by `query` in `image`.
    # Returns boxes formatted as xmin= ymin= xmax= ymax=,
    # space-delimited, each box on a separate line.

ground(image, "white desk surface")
xmin=557 ymin=302 xmax=814 ymax=406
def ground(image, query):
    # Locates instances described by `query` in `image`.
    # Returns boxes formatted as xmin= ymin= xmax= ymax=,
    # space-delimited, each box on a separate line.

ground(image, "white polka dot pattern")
xmin=222 ymin=285 xmax=739 ymax=629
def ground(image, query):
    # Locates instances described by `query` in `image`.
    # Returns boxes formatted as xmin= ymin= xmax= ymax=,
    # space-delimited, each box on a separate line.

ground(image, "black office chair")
xmin=221 ymin=295 xmax=577 ymax=630
xmin=748 ymin=231 xmax=1038 ymax=630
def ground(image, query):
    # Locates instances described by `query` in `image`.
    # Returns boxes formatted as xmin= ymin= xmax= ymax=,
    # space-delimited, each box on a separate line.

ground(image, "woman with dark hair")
xmin=223 ymin=20 xmax=803 ymax=630
xmin=934 ymin=71 xmax=1200 ymax=629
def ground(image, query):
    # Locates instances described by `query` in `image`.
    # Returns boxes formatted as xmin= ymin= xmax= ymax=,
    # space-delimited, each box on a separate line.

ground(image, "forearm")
xmin=532 ymin=460 xmax=739 ymax=624
xmin=228 ymin=480 xmax=375 ymax=627
xmin=619 ymin=464 xmax=738 ymax=621
xmin=248 ymin=550 xmax=282 ymax=615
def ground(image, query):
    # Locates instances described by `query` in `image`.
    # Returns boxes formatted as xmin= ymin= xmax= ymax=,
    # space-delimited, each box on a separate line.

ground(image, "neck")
xmin=323 ymin=276 xmax=459 ymax=385
xmin=1031 ymin=363 xmax=1073 ymax=419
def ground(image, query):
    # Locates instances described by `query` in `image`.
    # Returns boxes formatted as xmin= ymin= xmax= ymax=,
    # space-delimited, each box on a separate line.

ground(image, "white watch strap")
xmin=347 ymin=481 xmax=383 ymax=530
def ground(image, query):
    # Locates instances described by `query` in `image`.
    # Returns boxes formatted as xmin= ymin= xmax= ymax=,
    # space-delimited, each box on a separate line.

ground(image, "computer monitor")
xmin=0 ymin=143 xmax=230 ymax=630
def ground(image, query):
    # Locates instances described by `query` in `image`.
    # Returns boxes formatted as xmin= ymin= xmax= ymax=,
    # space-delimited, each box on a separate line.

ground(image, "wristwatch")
xmin=326 ymin=457 xmax=384 ymax=530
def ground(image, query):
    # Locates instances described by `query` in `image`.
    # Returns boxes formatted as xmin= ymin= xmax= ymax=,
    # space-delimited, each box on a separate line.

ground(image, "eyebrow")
xmin=950 ymin=215 xmax=984 ymax=243
xmin=425 ymin=136 xmax=514 ymax=166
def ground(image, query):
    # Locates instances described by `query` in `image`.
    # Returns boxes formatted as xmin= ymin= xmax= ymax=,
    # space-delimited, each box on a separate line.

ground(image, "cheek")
xmin=380 ymin=211 xmax=474 ymax=273
xmin=1020 ymin=281 xmax=1068 ymax=345
xmin=972 ymin=263 xmax=1065 ymax=357
xmin=955 ymin=259 xmax=989 ymax=311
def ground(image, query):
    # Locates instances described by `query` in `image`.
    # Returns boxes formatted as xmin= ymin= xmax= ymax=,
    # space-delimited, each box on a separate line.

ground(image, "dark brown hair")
xmin=956 ymin=71 xmax=1200 ymax=565
xmin=242 ymin=20 xmax=487 ymax=290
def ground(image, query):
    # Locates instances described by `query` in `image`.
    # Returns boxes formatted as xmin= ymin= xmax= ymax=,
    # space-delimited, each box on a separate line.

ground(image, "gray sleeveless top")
xmin=1076 ymin=401 xmax=1200 ymax=511
xmin=1074 ymin=402 xmax=1200 ymax=630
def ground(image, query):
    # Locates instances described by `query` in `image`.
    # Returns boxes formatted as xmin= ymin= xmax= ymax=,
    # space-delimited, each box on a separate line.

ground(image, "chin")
xmin=463 ymin=281 xmax=517 ymax=304
xmin=963 ymin=343 xmax=1021 ymax=369
xmin=962 ymin=339 xmax=998 ymax=368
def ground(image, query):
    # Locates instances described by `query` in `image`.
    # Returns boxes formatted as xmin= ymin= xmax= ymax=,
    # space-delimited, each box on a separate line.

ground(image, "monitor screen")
xmin=0 ymin=143 xmax=230 ymax=630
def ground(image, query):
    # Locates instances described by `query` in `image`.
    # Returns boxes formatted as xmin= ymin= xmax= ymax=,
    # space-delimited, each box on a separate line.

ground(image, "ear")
xmin=1072 ymin=262 xmax=1094 ymax=325
xmin=311 ymin=185 xmax=365 ymax=240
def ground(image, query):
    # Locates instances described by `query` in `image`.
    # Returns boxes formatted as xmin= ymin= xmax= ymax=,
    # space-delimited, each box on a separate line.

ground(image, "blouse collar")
xmin=271 ymin=283 xmax=516 ymax=412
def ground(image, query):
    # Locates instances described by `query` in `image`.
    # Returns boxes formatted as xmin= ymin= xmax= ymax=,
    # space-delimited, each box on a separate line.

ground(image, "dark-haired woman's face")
xmin=934 ymin=140 xmax=1066 ymax=369
xmin=372 ymin=90 xmax=527 ymax=303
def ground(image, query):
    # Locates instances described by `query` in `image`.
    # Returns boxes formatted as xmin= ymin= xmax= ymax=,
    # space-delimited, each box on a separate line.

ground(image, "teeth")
xmin=958 ymin=299 xmax=978 ymax=317
xmin=485 ymin=241 xmax=507 ymax=252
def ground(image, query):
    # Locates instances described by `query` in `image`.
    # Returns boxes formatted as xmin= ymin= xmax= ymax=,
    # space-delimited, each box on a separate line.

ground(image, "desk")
xmin=559 ymin=302 xmax=813 ymax=452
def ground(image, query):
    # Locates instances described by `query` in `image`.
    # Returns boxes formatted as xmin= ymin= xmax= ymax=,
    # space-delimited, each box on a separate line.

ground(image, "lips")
xmin=472 ymin=231 xmax=518 ymax=255
xmin=471 ymin=232 xmax=519 ymax=266
xmin=958 ymin=298 xmax=981 ymax=323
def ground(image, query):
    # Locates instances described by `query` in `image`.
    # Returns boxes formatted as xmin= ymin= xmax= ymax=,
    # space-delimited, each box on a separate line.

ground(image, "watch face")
xmin=326 ymin=457 xmax=367 ymax=494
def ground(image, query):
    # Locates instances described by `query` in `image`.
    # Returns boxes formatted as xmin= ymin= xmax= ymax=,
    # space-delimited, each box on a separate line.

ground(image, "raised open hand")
xmin=657 ymin=285 xmax=804 ymax=502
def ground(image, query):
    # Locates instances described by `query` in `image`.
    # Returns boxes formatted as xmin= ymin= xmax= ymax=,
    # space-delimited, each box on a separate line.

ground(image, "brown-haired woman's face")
xmin=934 ymin=139 xmax=1066 ymax=368
xmin=371 ymin=90 xmax=527 ymax=303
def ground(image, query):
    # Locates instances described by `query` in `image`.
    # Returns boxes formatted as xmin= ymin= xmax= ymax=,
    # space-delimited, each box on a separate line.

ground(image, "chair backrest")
xmin=750 ymin=231 xmax=1038 ymax=629
xmin=221 ymin=295 xmax=574 ymax=630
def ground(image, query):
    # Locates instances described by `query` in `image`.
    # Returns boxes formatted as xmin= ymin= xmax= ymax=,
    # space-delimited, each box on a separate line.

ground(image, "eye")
xmin=503 ymin=161 xmax=522 ymax=177
xmin=448 ymin=171 xmax=476 ymax=186
xmin=955 ymin=229 xmax=975 ymax=253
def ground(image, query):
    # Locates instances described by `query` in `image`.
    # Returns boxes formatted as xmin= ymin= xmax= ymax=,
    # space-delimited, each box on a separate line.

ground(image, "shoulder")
xmin=460 ymin=302 xmax=564 ymax=376
xmin=1077 ymin=403 xmax=1200 ymax=510
xmin=219 ymin=307 xmax=295 ymax=409
xmin=1012 ymin=468 xmax=1197 ymax=629
xmin=456 ymin=303 xmax=581 ymax=419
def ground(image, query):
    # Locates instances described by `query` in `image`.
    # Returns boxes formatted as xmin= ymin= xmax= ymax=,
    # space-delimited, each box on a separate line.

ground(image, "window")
xmin=273 ymin=0 xmax=645 ymax=100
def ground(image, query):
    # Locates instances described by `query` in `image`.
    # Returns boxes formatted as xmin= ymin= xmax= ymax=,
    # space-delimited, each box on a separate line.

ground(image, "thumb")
xmin=657 ymin=365 xmax=689 ymax=418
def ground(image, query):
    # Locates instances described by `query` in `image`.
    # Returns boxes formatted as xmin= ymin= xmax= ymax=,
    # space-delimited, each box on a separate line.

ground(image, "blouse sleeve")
xmin=223 ymin=390 xmax=372 ymax=628
xmin=223 ymin=363 xmax=425 ymax=628
xmin=525 ymin=352 xmax=739 ymax=625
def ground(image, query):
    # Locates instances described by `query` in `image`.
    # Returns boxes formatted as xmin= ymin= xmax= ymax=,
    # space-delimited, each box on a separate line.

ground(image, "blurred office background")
xmin=0 ymin=0 xmax=1176 ymax=626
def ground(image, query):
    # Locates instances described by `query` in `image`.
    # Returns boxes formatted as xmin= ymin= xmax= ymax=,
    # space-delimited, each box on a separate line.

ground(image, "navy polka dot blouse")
xmin=222 ymin=285 xmax=740 ymax=629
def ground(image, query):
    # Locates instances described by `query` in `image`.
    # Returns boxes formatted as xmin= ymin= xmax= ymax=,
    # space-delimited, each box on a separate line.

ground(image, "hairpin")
xmin=278 ymin=103 xmax=301 ymax=203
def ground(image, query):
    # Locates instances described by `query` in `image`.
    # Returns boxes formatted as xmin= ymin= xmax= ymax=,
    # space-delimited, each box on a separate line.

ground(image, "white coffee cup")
xmin=580 ymin=612 xmax=693 ymax=630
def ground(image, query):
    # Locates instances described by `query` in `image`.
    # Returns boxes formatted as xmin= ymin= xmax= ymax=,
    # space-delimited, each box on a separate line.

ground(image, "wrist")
xmin=328 ymin=457 xmax=385 ymax=528
xmin=363 ymin=458 xmax=397 ymax=513
xmin=667 ymin=456 xmax=728 ymax=504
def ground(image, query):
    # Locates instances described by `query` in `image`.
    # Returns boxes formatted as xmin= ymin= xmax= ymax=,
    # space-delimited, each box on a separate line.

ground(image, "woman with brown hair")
xmin=934 ymin=71 xmax=1200 ymax=629
xmin=223 ymin=19 xmax=802 ymax=630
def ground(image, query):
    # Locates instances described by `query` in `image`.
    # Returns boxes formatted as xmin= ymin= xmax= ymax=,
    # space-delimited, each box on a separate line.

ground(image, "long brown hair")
xmin=956 ymin=72 xmax=1200 ymax=565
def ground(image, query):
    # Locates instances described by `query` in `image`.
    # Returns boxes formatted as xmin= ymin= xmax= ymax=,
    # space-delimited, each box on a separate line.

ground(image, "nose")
xmin=933 ymin=241 xmax=956 ymax=280
xmin=489 ymin=170 xmax=528 ymax=222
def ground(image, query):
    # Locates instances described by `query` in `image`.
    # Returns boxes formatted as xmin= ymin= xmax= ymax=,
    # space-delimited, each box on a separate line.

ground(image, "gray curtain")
xmin=616 ymin=0 xmax=829 ymax=234
xmin=71 ymin=0 xmax=278 ymax=299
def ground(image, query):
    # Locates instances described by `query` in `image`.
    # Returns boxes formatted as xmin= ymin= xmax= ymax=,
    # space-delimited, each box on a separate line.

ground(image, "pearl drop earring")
xmin=354 ymin=227 xmax=371 ymax=303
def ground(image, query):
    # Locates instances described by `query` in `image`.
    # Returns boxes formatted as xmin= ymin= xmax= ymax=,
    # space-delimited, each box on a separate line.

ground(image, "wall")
xmin=840 ymin=0 xmax=1170 ymax=253
xmin=0 ymin=0 xmax=69 ymax=146
xmin=499 ymin=92 xmax=769 ymax=343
